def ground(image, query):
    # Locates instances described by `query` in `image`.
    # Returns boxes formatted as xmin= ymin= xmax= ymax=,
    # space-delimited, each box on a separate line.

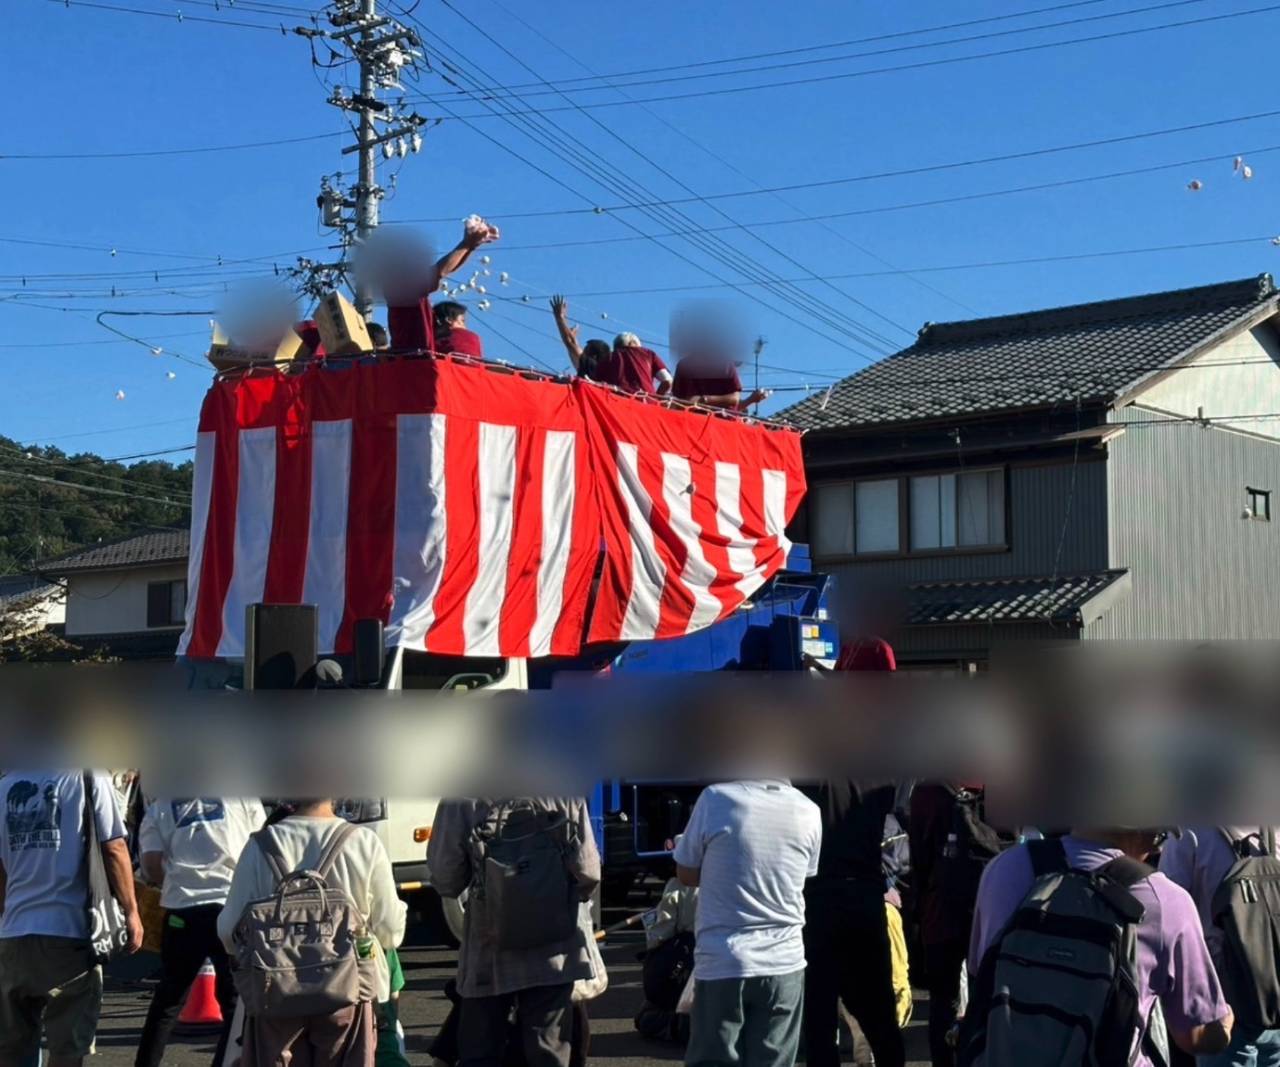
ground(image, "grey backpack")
xmin=468 ymin=800 xmax=579 ymax=951
xmin=1211 ymin=827 xmax=1280 ymax=1030
xmin=958 ymin=837 xmax=1161 ymax=1067
xmin=231 ymin=821 xmax=376 ymax=1018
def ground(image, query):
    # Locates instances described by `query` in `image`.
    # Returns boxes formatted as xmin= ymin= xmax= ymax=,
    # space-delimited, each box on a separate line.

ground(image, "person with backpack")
xmin=216 ymin=797 xmax=406 ymax=1067
xmin=1159 ymin=826 xmax=1280 ymax=1065
xmin=672 ymin=780 xmax=822 ymax=1067
xmin=960 ymin=827 xmax=1235 ymax=1066
xmin=427 ymin=797 xmax=601 ymax=1067
xmin=0 ymin=770 xmax=143 ymax=1067
xmin=134 ymin=796 xmax=266 ymax=1067
xmin=908 ymin=781 xmax=1006 ymax=1067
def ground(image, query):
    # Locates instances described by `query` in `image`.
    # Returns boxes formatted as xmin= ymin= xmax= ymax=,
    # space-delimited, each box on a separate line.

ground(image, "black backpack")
xmin=1211 ymin=827 xmax=1280 ymax=1030
xmin=641 ymin=930 xmax=695 ymax=1011
xmin=939 ymin=785 xmax=1007 ymax=910
xmin=958 ymin=837 xmax=1160 ymax=1067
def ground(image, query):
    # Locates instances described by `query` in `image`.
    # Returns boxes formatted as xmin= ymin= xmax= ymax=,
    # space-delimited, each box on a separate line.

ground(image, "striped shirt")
xmin=673 ymin=781 xmax=822 ymax=980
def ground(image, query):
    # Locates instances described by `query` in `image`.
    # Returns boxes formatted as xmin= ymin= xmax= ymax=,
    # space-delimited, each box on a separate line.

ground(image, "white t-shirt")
xmin=217 ymin=815 xmax=407 ymax=1003
xmin=139 ymin=798 xmax=266 ymax=910
xmin=0 ymin=770 xmax=126 ymax=940
xmin=672 ymin=780 xmax=822 ymax=981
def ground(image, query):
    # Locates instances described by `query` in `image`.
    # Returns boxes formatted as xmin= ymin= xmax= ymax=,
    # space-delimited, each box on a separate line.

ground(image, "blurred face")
xmin=449 ymin=312 xmax=467 ymax=330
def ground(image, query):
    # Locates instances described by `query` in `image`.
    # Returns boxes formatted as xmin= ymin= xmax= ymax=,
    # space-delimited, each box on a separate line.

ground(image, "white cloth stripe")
xmin=463 ymin=423 xmax=517 ymax=656
xmin=529 ymin=430 xmax=576 ymax=657
xmin=762 ymin=469 xmax=791 ymax=559
xmin=661 ymin=453 xmax=723 ymax=634
xmin=176 ymin=431 xmax=216 ymax=656
xmin=387 ymin=414 xmax=447 ymax=648
xmin=301 ymin=420 xmax=353 ymax=653
xmin=715 ymin=462 xmax=757 ymax=597
xmin=216 ymin=427 xmax=277 ymax=659
xmin=617 ymin=442 xmax=665 ymax=640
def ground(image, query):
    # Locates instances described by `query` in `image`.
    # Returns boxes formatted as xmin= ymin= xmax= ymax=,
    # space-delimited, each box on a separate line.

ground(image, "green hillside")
xmin=0 ymin=436 xmax=193 ymax=573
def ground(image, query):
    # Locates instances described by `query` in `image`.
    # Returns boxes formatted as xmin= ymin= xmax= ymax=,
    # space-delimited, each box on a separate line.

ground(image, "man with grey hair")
xmin=593 ymin=332 xmax=672 ymax=396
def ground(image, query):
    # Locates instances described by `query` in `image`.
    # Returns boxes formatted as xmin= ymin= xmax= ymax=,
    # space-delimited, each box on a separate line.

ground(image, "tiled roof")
xmin=0 ymin=575 xmax=60 ymax=609
xmin=907 ymin=570 xmax=1129 ymax=626
xmin=782 ymin=275 xmax=1279 ymax=430
xmin=39 ymin=528 xmax=189 ymax=574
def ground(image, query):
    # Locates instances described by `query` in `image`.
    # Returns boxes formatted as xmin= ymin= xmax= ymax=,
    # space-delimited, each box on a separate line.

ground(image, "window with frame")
xmin=1247 ymin=487 xmax=1272 ymax=522
xmin=812 ymin=467 xmax=1007 ymax=558
xmin=909 ymin=469 xmax=1006 ymax=550
xmin=812 ymin=479 xmax=900 ymax=556
xmin=147 ymin=579 xmax=186 ymax=628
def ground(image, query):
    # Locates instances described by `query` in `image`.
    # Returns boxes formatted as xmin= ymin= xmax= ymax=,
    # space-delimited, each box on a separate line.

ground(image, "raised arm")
xmin=429 ymin=217 xmax=500 ymax=291
xmin=550 ymin=295 xmax=584 ymax=368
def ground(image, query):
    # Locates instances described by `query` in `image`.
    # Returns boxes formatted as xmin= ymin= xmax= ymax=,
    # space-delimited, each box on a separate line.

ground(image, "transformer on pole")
xmin=294 ymin=0 xmax=431 ymax=316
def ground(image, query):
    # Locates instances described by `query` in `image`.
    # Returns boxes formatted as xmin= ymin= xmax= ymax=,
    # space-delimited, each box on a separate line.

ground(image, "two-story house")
xmin=782 ymin=274 xmax=1280 ymax=669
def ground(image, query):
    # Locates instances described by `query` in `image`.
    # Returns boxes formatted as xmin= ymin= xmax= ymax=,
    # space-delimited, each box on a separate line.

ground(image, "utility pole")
xmin=294 ymin=0 xmax=431 ymax=316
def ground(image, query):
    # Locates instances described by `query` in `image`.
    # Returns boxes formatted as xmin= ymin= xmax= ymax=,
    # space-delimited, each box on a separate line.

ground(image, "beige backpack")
xmin=231 ymin=821 xmax=376 ymax=1018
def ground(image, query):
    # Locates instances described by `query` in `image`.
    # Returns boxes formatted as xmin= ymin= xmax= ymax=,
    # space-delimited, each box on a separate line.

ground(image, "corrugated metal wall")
xmin=1090 ymin=405 xmax=1280 ymax=640
xmin=819 ymin=459 xmax=1110 ymax=658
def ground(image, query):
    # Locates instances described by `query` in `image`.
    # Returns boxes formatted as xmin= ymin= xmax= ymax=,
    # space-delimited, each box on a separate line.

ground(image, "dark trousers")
xmin=135 ymin=904 xmax=236 ymax=1067
xmin=922 ymin=939 xmax=967 ymax=1067
xmin=802 ymin=881 xmax=904 ymax=1067
xmin=458 ymin=984 xmax=574 ymax=1067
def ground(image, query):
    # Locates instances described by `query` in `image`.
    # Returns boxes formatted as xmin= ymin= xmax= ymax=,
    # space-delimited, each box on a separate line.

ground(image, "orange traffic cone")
xmin=174 ymin=961 xmax=224 ymax=1033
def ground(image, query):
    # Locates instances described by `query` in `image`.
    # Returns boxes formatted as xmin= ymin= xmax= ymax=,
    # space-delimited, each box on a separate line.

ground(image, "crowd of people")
xmin=232 ymin=217 xmax=772 ymax=416
xmin=1 ymin=763 xmax=1276 ymax=1067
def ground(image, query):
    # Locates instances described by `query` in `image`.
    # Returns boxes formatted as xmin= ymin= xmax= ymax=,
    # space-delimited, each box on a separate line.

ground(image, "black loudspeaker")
xmin=244 ymin=604 xmax=318 ymax=690
xmin=352 ymin=618 xmax=385 ymax=688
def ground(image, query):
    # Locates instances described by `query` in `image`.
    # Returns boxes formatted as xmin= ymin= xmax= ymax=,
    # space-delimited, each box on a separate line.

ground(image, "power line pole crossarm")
xmin=296 ymin=0 xmax=431 ymax=315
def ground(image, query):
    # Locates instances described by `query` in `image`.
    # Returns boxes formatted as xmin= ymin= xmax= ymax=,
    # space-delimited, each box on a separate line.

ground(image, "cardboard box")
xmin=315 ymin=290 xmax=373 ymax=356
xmin=206 ymin=321 xmax=306 ymax=372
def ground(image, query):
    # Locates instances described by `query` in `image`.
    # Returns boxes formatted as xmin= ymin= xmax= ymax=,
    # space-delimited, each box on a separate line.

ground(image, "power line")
xmin=445 ymin=142 xmax=1280 ymax=249
xmin=400 ymin=107 xmax=1280 ymax=223
xmin=0 ymin=330 xmax=206 ymax=349
xmin=414 ymin=3 xmax=1280 ymax=116
xmin=2 ymin=128 xmax=343 ymax=161
xmin=488 ymin=235 xmax=1280 ymax=297
xmin=433 ymin=0 xmax=1214 ymax=102
xmin=102 ymin=444 xmax=197 ymax=461
xmin=426 ymin=0 xmax=1157 ymax=93
xmin=403 ymin=19 xmax=893 ymax=360
xmin=405 ymin=11 xmax=899 ymax=360
xmin=0 ymin=468 xmax=190 ymax=510
xmin=438 ymin=0 xmax=911 ymax=344
xmin=36 ymin=0 xmax=295 ymax=32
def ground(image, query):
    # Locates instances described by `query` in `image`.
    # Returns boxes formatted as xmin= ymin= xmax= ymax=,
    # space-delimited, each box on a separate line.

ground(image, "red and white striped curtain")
xmin=178 ymin=359 xmax=805 ymax=660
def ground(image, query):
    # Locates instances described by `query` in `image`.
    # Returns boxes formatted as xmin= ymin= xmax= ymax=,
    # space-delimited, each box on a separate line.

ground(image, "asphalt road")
xmin=95 ymin=933 xmax=935 ymax=1067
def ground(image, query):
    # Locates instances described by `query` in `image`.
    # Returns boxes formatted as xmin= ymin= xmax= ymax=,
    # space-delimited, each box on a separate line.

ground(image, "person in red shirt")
xmin=384 ymin=216 xmax=500 ymax=355
xmin=672 ymin=358 xmax=770 ymax=411
xmin=549 ymin=295 xmax=611 ymax=381
xmin=595 ymin=333 xmax=672 ymax=396
xmin=432 ymin=301 xmax=484 ymax=359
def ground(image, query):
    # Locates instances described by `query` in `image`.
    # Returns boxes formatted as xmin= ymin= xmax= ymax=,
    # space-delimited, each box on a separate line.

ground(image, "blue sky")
xmin=4 ymin=0 xmax=1280 ymax=459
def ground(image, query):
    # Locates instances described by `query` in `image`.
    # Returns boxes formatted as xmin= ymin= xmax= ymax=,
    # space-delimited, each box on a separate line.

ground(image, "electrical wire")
xmin=435 ymin=0 xmax=911 ymax=344
xmin=399 ymin=107 xmax=1280 ymax=224
xmin=414 ymin=3 xmax=1280 ymax=116
xmin=401 ymin=10 xmax=898 ymax=361
xmin=432 ymin=0 xmax=1215 ymax=102
xmin=424 ymin=0 xmax=1166 ymax=92
xmin=0 ymin=467 xmax=190 ymax=510
xmin=487 ymin=235 xmax=1280 ymax=297
xmin=36 ymin=0 xmax=294 ymax=32
xmin=3 ymin=130 xmax=343 ymax=161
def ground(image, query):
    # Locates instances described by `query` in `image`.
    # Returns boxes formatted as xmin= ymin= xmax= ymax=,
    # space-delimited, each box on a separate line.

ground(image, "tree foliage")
xmin=0 ymin=436 xmax=193 ymax=574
